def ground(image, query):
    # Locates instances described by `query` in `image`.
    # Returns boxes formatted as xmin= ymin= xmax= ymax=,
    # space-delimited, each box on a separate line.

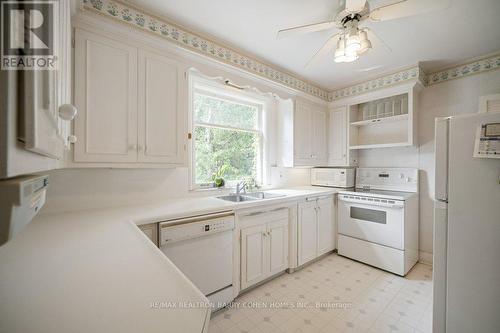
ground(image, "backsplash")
xmin=41 ymin=167 xmax=311 ymax=214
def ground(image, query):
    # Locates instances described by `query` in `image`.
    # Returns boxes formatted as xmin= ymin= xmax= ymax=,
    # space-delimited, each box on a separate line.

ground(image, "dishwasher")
xmin=159 ymin=212 xmax=235 ymax=311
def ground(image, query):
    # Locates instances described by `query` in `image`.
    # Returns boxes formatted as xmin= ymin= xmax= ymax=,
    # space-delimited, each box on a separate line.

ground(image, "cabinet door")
xmin=241 ymin=224 xmax=268 ymax=290
xmin=317 ymin=197 xmax=334 ymax=255
xmin=138 ymin=50 xmax=186 ymax=164
xmin=294 ymin=101 xmax=312 ymax=161
xmin=312 ymin=109 xmax=327 ymax=162
xmin=329 ymin=107 xmax=347 ymax=166
xmin=268 ymin=217 xmax=289 ymax=276
xmin=74 ymin=30 xmax=138 ymax=162
xmin=298 ymin=201 xmax=318 ymax=266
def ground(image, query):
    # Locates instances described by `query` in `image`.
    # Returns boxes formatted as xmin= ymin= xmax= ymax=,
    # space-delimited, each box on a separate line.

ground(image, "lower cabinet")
xmin=240 ymin=209 xmax=289 ymax=290
xmin=298 ymin=196 xmax=335 ymax=266
xmin=317 ymin=197 xmax=334 ymax=255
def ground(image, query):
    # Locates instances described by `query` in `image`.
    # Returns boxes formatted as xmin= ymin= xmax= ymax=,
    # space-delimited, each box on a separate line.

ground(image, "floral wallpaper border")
xmin=424 ymin=53 xmax=500 ymax=86
xmin=82 ymin=0 xmax=500 ymax=103
xmin=328 ymin=66 xmax=423 ymax=101
xmin=82 ymin=0 xmax=330 ymax=101
xmin=330 ymin=53 xmax=500 ymax=100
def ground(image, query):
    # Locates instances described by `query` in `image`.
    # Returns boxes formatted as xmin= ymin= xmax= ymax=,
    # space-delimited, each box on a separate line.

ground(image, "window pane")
xmin=193 ymin=93 xmax=259 ymax=130
xmin=195 ymin=126 xmax=259 ymax=184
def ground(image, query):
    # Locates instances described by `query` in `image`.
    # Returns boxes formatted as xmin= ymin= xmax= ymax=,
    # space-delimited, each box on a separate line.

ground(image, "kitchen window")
xmin=191 ymin=88 xmax=263 ymax=188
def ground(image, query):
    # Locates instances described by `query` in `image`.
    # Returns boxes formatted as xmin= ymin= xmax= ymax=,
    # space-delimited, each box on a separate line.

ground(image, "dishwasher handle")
xmin=159 ymin=211 xmax=233 ymax=228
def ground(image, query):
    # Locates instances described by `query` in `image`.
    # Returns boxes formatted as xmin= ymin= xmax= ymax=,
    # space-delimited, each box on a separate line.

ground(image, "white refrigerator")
xmin=433 ymin=112 xmax=500 ymax=333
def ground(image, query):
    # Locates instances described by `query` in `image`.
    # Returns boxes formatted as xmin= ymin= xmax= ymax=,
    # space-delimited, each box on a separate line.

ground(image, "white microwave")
xmin=311 ymin=167 xmax=355 ymax=188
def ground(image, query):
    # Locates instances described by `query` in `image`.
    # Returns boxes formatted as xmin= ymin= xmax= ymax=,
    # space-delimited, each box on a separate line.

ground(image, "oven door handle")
xmin=338 ymin=196 xmax=404 ymax=208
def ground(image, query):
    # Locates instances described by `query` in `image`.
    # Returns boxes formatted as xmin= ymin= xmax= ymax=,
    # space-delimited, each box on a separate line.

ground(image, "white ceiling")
xmin=127 ymin=0 xmax=500 ymax=90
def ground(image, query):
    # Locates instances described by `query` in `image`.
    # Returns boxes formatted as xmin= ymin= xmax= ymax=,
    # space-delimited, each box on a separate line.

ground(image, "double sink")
xmin=217 ymin=191 xmax=286 ymax=202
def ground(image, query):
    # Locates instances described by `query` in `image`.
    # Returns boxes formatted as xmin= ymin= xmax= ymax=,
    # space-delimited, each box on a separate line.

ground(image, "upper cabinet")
xmin=0 ymin=1 xmax=73 ymax=178
xmin=74 ymin=30 xmax=138 ymax=163
xmin=346 ymin=83 xmax=420 ymax=150
xmin=73 ymin=29 xmax=188 ymax=167
xmin=137 ymin=50 xmax=186 ymax=164
xmin=278 ymin=98 xmax=328 ymax=167
xmin=326 ymin=82 xmax=419 ymax=165
xmin=328 ymin=106 xmax=357 ymax=166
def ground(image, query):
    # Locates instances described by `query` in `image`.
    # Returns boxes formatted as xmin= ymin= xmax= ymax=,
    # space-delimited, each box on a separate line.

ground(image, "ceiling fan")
xmin=277 ymin=0 xmax=451 ymax=66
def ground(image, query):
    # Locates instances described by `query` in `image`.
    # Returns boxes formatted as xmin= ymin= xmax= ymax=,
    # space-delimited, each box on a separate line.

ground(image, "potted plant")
xmin=212 ymin=164 xmax=228 ymax=188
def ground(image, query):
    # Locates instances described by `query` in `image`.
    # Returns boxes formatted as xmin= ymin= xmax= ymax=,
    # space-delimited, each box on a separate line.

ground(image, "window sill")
xmin=189 ymin=186 xmax=231 ymax=193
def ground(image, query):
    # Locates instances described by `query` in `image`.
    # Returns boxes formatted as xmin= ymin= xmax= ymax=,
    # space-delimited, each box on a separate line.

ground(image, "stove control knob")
xmin=399 ymin=173 xmax=404 ymax=179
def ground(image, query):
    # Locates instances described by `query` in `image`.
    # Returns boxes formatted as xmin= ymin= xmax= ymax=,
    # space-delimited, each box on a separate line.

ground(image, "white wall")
xmin=357 ymin=69 xmax=500 ymax=258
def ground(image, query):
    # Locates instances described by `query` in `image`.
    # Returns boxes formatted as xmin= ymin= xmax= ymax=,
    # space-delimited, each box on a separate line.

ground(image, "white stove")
xmin=337 ymin=168 xmax=419 ymax=276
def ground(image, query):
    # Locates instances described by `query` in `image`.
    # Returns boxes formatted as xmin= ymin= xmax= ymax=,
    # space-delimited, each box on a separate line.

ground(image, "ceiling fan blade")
xmin=345 ymin=0 xmax=367 ymax=13
xmin=370 ymin=0 xmax=451 ymax=22
xmin=277 ymin=21 xmax=338 ymax=39
xmin=305 ymin=33 xmax=341 ymax=68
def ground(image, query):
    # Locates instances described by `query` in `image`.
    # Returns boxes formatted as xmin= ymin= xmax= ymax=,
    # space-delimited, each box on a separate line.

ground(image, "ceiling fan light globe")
xmin=336 ymin=36 xmax=345 ymax=52
xmin=343 ymin=49 xmax=359 ymax=62
xmin=334 ymin=48 xmax=346 ymax=62
xmin=344 ymin=53 xmax=359 ymax=62
xmin=346 ymin=34 xmax=361 ymax=53
xmin=346 ymin=41 xmax=361 ymax=53
xmin=358 ymin=39 xmax=372 ymax=54
xmin=334 ymin=56 xmax=345 ymax=63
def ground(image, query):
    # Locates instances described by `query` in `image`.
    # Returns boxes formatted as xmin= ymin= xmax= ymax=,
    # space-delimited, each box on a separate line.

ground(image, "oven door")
xmin=338 ymin=196 xmax=405 ymax=250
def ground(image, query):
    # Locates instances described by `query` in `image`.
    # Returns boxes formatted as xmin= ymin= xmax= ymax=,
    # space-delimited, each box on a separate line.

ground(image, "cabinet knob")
xmin=58 ymin=104 xmax=78 ymax=121
xmin=67 ymin=135 xmax=77 ymax=144
xmin=128 ymin=144 xmax=137 ymax=151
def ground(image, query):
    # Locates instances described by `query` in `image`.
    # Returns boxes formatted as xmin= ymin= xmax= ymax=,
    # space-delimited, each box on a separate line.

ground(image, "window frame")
xmin=189 ymin=82 xmax=265 ymax=190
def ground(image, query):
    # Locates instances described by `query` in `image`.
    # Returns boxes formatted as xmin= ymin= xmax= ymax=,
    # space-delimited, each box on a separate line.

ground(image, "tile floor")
xmin=209 ymin=254 xmax=433 ymax=333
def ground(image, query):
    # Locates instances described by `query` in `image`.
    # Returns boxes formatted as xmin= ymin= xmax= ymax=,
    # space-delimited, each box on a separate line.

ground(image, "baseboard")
xmin=419 ymin=250 xmax=433 ymax=265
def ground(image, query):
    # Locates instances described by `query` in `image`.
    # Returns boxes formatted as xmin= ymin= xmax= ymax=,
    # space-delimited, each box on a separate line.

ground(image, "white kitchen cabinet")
xmin=241 ymin=223 xmax=267 ymax=289
xmin=312 ymin=109 xmax=327 ymax=162
xmin=297 ymin=195 xmax=335 ymax=266
xmin=0 ymin=1 xmax=74 ymax=178
xmin=73 ymin=29 xmax=187 ymax=167
xmin=294 ymin=101 xmax=312 ymax=161
xmin=138 ymin=49 xmax=186 ymax=164
xmin=297 ymin=200 xmax=318 ymax=265
xmin=277 ymin=98 xmax=328 ymax=167
xmin=346 ymin=82 xmax=420 ymax=150
xmin=268 ymin=218 xmax=289 ymax=276
xmin=328 ymin=106 xmax=357 ymax=166
xmin=74 ymin=30 xmax=138 ymax=163
xmin=317 ymin=197 xmax=334 ymax=256
xmin=240 ymin=209 xmax=289 ymax=290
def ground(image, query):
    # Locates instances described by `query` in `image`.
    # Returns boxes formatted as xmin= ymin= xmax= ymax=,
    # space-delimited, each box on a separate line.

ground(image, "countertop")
xmin=0 ymin=186 xmax=339 ymax=333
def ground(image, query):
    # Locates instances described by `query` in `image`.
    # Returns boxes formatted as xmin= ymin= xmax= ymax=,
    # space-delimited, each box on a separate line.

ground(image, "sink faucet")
xmin=235 ymin=181 xmax=247 ymax=195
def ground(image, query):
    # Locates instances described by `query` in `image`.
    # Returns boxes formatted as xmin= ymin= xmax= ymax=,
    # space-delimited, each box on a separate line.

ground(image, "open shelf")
xmin=346 ymin=86 xmax=418 ymax=150
xmin=350 ymin=114 xmax=408 ymax=127
xmin=349 ymin=142 xmax=411 ymax=150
